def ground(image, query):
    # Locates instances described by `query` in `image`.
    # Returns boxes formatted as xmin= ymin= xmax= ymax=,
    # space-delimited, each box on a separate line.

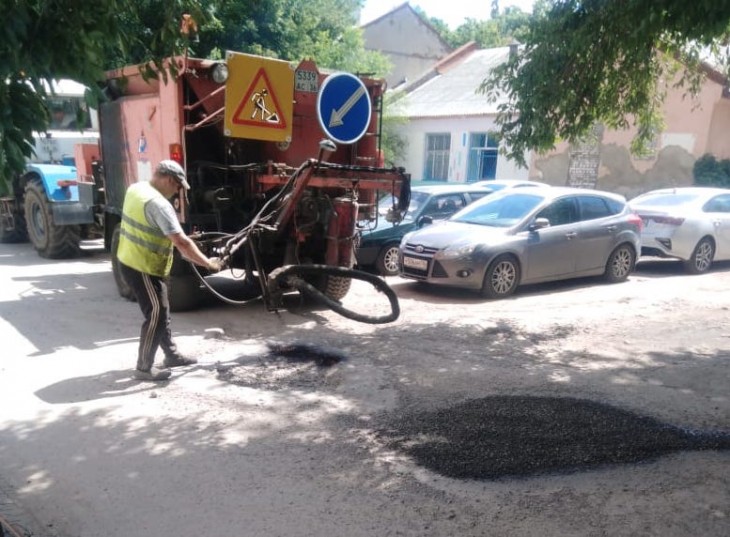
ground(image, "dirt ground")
xmin=0 ymin=240 xmax=728 ymax=537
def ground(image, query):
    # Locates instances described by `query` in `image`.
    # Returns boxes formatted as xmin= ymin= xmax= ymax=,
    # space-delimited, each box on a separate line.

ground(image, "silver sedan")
xmin=630 ymin=187 xmax=730 ymax=273
xmin=399 ymin=188 xmax=642 ymax=298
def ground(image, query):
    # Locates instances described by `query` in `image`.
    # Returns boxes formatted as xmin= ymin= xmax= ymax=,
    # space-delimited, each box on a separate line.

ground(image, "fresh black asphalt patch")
xmin=214 ymin=342 xmax=345 ymax=391
xmin=266 ymin=342 xmax=346 ymax=367
xmin=379 ymin=396 xmax=730 ymax=480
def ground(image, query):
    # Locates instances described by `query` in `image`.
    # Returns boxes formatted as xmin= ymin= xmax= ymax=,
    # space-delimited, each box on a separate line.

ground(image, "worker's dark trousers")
xmin=120 ymin=263 xmax=179 ymax=371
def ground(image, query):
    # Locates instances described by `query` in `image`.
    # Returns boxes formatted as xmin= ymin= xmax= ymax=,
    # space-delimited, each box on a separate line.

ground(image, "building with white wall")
xmin=393 ymin=43 xmax=529 ymax=183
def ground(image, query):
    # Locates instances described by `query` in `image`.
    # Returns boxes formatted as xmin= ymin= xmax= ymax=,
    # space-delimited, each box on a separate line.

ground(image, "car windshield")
xmin=377 ymin=191 xmax=432 ymax=221
xmin=452 ymin=193 xmax=544 ymax=227
xmin=480 ymin=183 xmax=507 ymax=191
xmin=400 ymin=191 xmax=429 ymax=221
xmin=632 ymin=193 xmax=700 ymax=207
xmin=377 ymin=195 xmax=399 ymax=215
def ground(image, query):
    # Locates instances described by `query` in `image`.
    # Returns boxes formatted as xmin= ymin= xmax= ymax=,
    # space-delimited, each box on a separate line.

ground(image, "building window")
xmin=467 ymin=132 xmax=499 ymax=181
xmin=424 ymin=133 xmax=451 ymax=181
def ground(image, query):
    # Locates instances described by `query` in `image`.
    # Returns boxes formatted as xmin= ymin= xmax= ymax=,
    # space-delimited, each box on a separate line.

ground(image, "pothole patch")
xmin=215 ymin=342 xmax=346 ymax=391
xmin=378 ymin=396 xmax=730 ymax=480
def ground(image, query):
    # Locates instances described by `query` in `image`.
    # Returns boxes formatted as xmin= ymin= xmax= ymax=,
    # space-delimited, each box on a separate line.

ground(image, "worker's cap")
xmin=156 ymin=160 xmax=190 ymax=190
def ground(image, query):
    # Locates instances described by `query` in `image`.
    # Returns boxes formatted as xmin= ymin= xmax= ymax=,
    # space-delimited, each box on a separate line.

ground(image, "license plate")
xmin=295 ymin=70 xmax=318 ymax=93
xmin=403 ymin=256 xmax=428 ymax=270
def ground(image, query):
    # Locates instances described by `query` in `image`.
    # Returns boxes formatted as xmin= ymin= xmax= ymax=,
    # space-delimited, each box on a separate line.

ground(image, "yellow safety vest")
xmin=117 ymin=182 xmax=174 ymax=277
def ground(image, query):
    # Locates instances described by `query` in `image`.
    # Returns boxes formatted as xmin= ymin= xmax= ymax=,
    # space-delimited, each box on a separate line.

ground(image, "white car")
xmin=471 ymin=179 xmax=549 ymax=191
xmin=629 ymin=187 xmax=730 ymax=273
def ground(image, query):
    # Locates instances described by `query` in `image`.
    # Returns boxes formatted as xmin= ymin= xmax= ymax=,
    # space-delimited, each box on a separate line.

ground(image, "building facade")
xmin=394 ymin=44 xmax=529 ymax=182
xmin=530 ymin=66 xmax=730 ymax=198
xmin=395 ymin=42 xmax=730 ymax=194
xmin=362 ymin=2 xmax=452 ymax=89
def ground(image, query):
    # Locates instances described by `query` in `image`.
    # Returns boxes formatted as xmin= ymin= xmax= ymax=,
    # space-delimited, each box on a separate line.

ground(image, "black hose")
xmin=268 ymin=265 xmax=400 ymax=324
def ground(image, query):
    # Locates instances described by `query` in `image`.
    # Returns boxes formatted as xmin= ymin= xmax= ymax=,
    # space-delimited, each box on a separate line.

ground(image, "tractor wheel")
xmin=110 ymin=224 xmax=136 ymax=302
xmin=0 ymin=202 xmax=28 ymax=243
xmin=24 ymin=179 xmax=80 ymax=258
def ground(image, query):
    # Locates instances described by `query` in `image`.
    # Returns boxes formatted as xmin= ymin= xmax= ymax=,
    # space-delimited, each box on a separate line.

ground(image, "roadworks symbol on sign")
xmin=231 ymin=68 xmax=286 ymax=130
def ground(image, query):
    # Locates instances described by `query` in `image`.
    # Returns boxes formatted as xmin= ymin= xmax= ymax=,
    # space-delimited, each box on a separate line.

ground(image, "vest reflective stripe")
xmin=117 ymin=182 xmax=174 ymax=277
xmin=121 ymin=212 xmax=166 ymax=238
xmin=119 ymin=227 xmax=171 ymax=256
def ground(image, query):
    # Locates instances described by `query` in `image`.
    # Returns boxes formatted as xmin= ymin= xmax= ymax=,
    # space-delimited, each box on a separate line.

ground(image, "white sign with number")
xmin=295 ymin=69 xmax=318 ymax=93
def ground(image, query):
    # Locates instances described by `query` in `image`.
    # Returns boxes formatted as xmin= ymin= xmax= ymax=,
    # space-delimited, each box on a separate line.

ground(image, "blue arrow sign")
xmin=316 ymin=72 xmax=372 ymax=145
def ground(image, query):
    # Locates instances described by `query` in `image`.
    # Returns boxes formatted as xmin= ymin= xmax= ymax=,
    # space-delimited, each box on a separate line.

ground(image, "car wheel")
xmin=481 ymin=254 xmax=520 ymax=299
xmin=604 ymin=244 xmax=635 ymax=283
xmin=682 ymin=237 xmax=715 ymax=274
xmin=376 ymin=244 xmax=401 ymax=276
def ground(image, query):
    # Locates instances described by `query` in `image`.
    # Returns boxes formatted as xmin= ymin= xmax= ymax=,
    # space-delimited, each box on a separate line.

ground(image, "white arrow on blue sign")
xmin=316 ymin=72 xmax=372 ymax=145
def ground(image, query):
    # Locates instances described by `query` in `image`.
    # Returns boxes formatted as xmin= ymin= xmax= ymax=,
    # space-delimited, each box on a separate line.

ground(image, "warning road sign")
xmin=224 ymin=52 xmax=294 ymax=142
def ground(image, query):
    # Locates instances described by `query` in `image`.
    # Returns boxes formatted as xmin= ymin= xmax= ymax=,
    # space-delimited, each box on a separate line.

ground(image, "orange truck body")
xmin=91 ymin=53 xmax=409 ymax=302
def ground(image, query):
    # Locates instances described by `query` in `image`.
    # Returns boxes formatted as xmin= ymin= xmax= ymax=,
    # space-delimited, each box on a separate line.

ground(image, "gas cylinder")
xmin=325 ymin=197 xmax=359 ymax=267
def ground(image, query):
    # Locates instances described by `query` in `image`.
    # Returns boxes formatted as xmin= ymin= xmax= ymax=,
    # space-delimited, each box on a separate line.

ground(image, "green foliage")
xmin=694 ymin=154 xmax=730 ymax=187
xmin=412 ymin=6 xmax=450 ymax=38
xmin=480 ymin=0 xmax=730 ymax=167
xmin=415 ymin=5 xmax=530 ymax=49
xmin=0 ymin=0 xmax=386 ymax=194
xmin=448 ymin=8 xmax=531 ymax=48
xmin=380 ymin=93 xmax=409 ymax=167
xmin=195 ymin=0 xmax=387 ymax=76
xmin=0 ymin=0 xmax=203 ymax=192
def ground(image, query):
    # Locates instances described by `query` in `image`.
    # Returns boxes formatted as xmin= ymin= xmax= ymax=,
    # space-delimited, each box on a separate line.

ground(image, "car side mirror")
xmin=528 ymin=217 xmax=550 ymax=232
xmin=417 ymin=215 xmax=433 ymax=228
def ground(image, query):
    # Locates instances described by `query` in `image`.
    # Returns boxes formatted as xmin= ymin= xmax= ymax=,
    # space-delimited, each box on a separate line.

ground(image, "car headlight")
xmin=435 ymin=243 xmax=477 ymax=260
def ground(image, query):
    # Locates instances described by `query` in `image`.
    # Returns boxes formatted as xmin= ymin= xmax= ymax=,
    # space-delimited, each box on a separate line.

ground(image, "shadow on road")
xmin=387 ymin=259 xmax=730 ymax=304
xmin=34 ymin=369 xmax=161 ymax=404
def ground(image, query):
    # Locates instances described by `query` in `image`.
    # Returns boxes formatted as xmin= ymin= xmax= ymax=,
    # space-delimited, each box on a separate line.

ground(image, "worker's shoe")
xmin=163 ymin=354 xmax=198 ymax=368
xmin=133 ymin=367 xmax=172 ymax=381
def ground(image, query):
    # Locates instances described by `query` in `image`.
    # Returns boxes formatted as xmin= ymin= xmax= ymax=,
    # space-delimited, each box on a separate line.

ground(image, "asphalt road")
xmin=0 ymin=241 xmax=728 ymax=537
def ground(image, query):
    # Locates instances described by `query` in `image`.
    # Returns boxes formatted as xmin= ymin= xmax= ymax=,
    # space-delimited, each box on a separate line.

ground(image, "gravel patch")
xmin=379 ymin=396 xmax=730 ymax=480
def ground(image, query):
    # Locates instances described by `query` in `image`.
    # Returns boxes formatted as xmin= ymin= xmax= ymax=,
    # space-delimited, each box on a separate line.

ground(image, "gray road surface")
xmin=0 ymin=241 xmax=728 ymax=536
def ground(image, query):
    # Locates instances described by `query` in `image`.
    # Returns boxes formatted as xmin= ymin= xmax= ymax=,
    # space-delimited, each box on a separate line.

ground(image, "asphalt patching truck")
xmin=73 ymin=52 xmax=408 ymax=314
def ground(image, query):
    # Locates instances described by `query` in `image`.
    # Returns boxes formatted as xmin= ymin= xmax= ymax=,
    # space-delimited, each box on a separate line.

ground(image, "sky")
xmin=360 ymin=0 xmax=536 ymax=29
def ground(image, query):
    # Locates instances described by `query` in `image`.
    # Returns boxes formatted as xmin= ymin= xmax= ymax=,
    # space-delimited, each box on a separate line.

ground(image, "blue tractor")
xmin=0 ymin=80 xmax=102 ymax=258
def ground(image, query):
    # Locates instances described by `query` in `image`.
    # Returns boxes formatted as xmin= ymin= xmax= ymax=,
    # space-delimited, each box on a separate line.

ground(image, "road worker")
xmin=117 ymin=160 xmax=223 ymax=381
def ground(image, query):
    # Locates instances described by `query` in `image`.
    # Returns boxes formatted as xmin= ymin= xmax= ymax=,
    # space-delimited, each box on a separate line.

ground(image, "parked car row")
xmin=356 ymin=180 xmax=549 ymax=276
xmin=356 ymin=184 xmax=494 ymax=276
xmin=356 ymin=183 xmax=730 ymax=300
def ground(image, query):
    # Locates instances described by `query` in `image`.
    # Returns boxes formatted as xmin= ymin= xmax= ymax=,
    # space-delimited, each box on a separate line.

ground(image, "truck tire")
xmin=320 ymin=275 xmax=351 ymax=301
xmin=168 ymin=253 xmax=204 ymax=312
xmin=24 ymin=179 xmax=80 ymax=258
xmin=110 ymin=224 xmax=136 ymax=302
xmin=0 ymin=205 xmax=28 ymax=243
xmin=168 ymin=274 xmax=204 ymax=312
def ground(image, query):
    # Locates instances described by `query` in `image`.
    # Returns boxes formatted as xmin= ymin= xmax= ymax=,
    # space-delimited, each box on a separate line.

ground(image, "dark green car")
xmin=356 ymin=184 xmax=494 ymax=275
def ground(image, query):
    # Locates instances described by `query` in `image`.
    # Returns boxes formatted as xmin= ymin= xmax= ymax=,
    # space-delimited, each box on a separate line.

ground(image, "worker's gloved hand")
xmin=207 ymin=257 xmax=225 ymax=273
